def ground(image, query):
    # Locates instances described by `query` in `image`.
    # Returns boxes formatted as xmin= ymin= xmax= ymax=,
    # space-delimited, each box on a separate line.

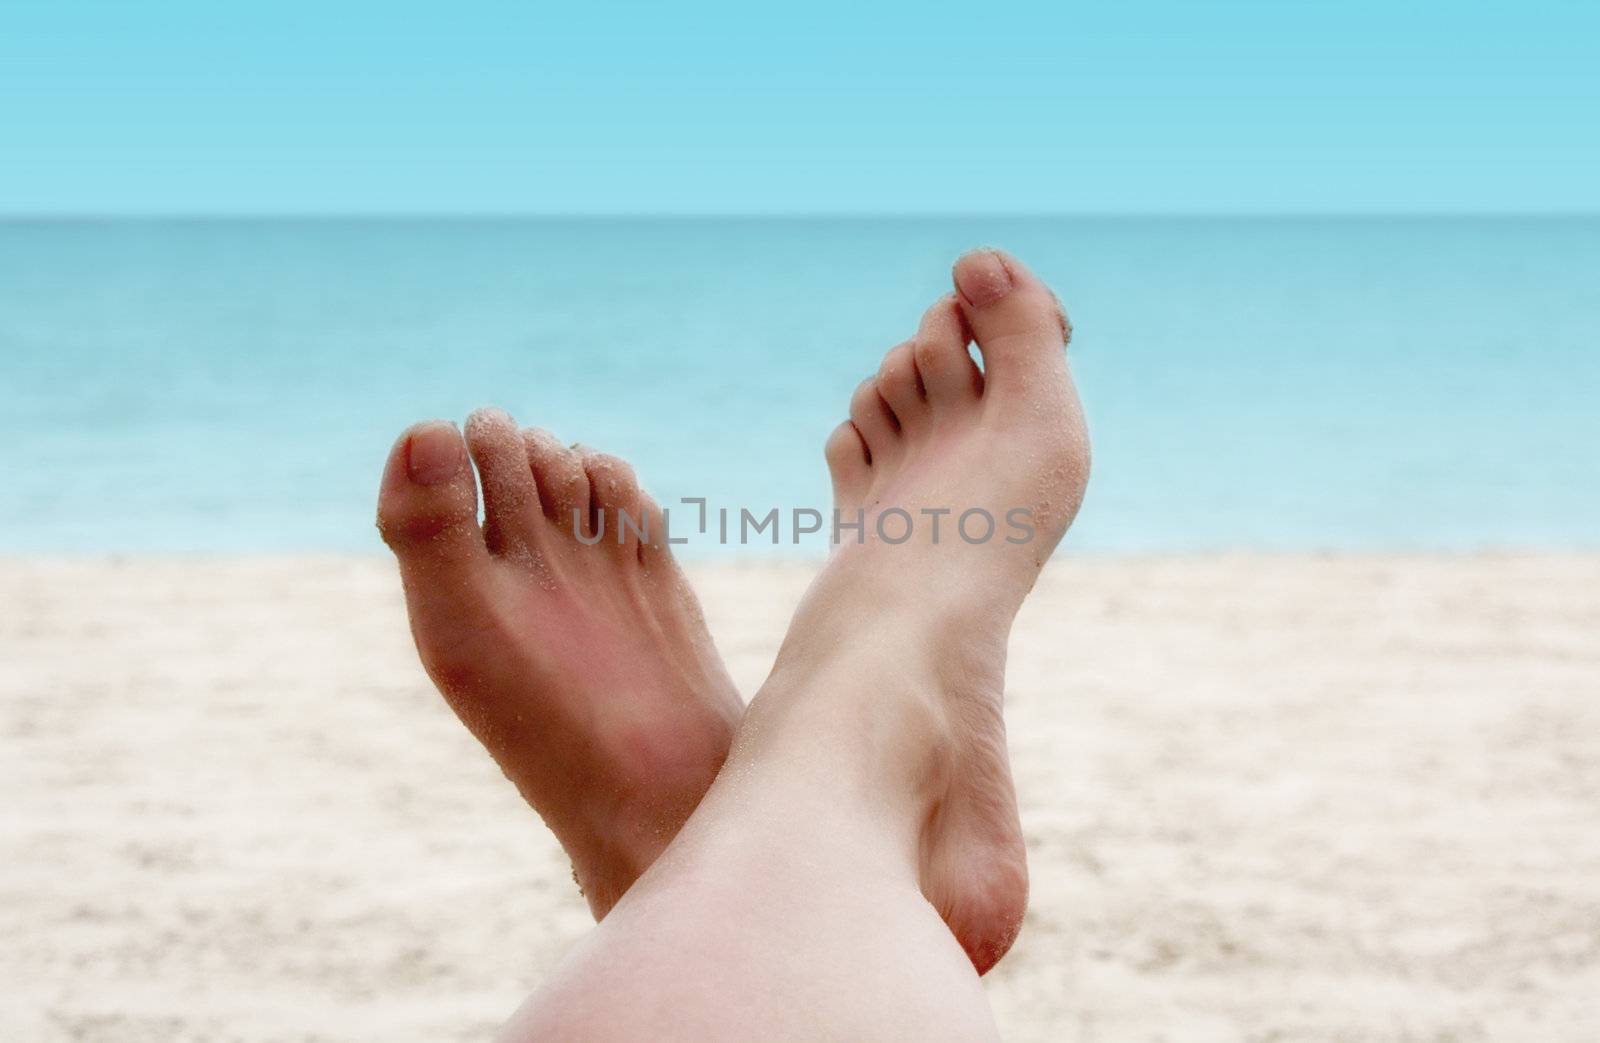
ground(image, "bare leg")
xmin=503 ymin=250 xmax=1088 ymax=1039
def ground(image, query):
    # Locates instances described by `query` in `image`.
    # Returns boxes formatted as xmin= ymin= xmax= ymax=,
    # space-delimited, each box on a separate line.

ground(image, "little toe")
xmin=913 ymin=294 xmax=984 ymax=406
xmin=465 ymin=407 xmax=543 ymax=554
xmin=952 ymin=249 xmax=1070 ymax=400
xmin=824 ymin=419 xmax=872 ymax=508
xmin=376 ymin=420 xmax=488 ymax=571
xmin=875 ymin=341 xmax=928 ymax=431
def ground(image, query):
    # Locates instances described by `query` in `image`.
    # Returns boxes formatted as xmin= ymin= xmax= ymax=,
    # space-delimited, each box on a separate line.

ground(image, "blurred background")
xmin=2 ymin=1 xmax=1596 ymax=556
xmin=4 ymin=216 xmax=1598 ymax=555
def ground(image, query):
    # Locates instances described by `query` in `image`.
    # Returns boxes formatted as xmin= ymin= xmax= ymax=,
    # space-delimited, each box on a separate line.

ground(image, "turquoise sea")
xmin=1 ymin=217 xmax=1596 ymax=555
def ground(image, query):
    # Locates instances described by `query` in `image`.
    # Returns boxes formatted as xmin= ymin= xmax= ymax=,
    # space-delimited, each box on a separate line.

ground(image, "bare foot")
xmin=376 ymin=408 xmax=742 ymax=917
xmin=775 ymin=248 xmax=1089 ymax=972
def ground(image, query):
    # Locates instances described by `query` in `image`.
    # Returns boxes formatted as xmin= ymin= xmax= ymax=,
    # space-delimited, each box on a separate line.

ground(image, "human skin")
xmin=488 ymin=249 xmax=1089 ymax=1038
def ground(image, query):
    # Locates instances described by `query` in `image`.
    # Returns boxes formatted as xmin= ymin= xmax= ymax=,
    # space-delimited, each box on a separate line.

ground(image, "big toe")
xmin=952 ymin=249 xmax=1070 ymax=399
xmin=376 ymin=421 xmax=488 ymax=571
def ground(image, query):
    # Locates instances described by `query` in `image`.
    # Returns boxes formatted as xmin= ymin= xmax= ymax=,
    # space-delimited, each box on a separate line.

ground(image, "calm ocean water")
xmin=1 ymin=217 xmax=1595 ymax=555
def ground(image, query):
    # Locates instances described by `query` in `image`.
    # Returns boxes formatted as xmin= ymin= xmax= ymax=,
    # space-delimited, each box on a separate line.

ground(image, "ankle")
xmin=740 ymin=649 xmax=956 ymax=818
xmin=781 ymin=573 xmax=1015 ymax=681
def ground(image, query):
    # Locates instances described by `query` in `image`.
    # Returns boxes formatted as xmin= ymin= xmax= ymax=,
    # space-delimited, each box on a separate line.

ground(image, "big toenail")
xmin=407 ymin=424 xmax=465 ymax=485
xmin=955 ymin=250 xmax=1013 ymax=307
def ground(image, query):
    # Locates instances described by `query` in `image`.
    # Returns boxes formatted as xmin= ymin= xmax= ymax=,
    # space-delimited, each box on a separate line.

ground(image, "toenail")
xmin=954 ymin=250 xmax=1013 ymax=307
xmin=406 ymin=423 xmax=465 ymax=485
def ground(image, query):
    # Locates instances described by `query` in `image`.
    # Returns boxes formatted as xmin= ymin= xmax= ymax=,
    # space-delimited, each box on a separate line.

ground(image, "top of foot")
xmin=376 ymin=408 xmax=743 ymax=918
xmin=819 ymin=247 xmax=1088 ymax=619
xmin=804 ymin=248 xmax=1089 ymax=972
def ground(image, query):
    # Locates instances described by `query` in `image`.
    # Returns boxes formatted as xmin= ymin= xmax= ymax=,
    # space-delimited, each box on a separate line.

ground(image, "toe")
xmin=524 ymin=428 xmax=591 ymax=533
xmin=376 ymin=421 xmax=488 ymax=567
xmin=913 ymin=295 xmax=984 ymax=406
xmin=465 ymin=407 xmax=542 ymax=554
xmin=581 ymin=450 xmax=645 ymax=555
xmin=824 ymin=419 xmax=872 ymax=507
xmin=848 ymin=377 xmax=901 ymax=463
xmin=952 ymin=249 xmax=1070 ymax=399
xmin=875 ymin=341 xmax=927 ymax=431
xmin=634 ymin=491 xmax=674 ymax=568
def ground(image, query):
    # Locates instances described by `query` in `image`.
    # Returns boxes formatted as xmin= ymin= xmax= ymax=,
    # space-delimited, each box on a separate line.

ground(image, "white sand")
xmin=4 ymin=555 xmax=1598 ymax=1041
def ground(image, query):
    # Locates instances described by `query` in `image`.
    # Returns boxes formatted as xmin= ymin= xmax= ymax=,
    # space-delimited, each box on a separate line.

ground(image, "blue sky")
xmin=2 ymin=0 xmax=1596 ymax=214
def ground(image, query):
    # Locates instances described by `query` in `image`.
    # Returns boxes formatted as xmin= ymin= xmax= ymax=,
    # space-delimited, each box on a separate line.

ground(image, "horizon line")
xmin=2 ymin=210 xmax=1597 ymax=222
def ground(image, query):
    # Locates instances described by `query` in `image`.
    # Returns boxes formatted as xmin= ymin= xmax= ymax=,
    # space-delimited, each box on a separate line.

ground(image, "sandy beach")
xmin=4 ymin=554 xmax=1598 ymax=1042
